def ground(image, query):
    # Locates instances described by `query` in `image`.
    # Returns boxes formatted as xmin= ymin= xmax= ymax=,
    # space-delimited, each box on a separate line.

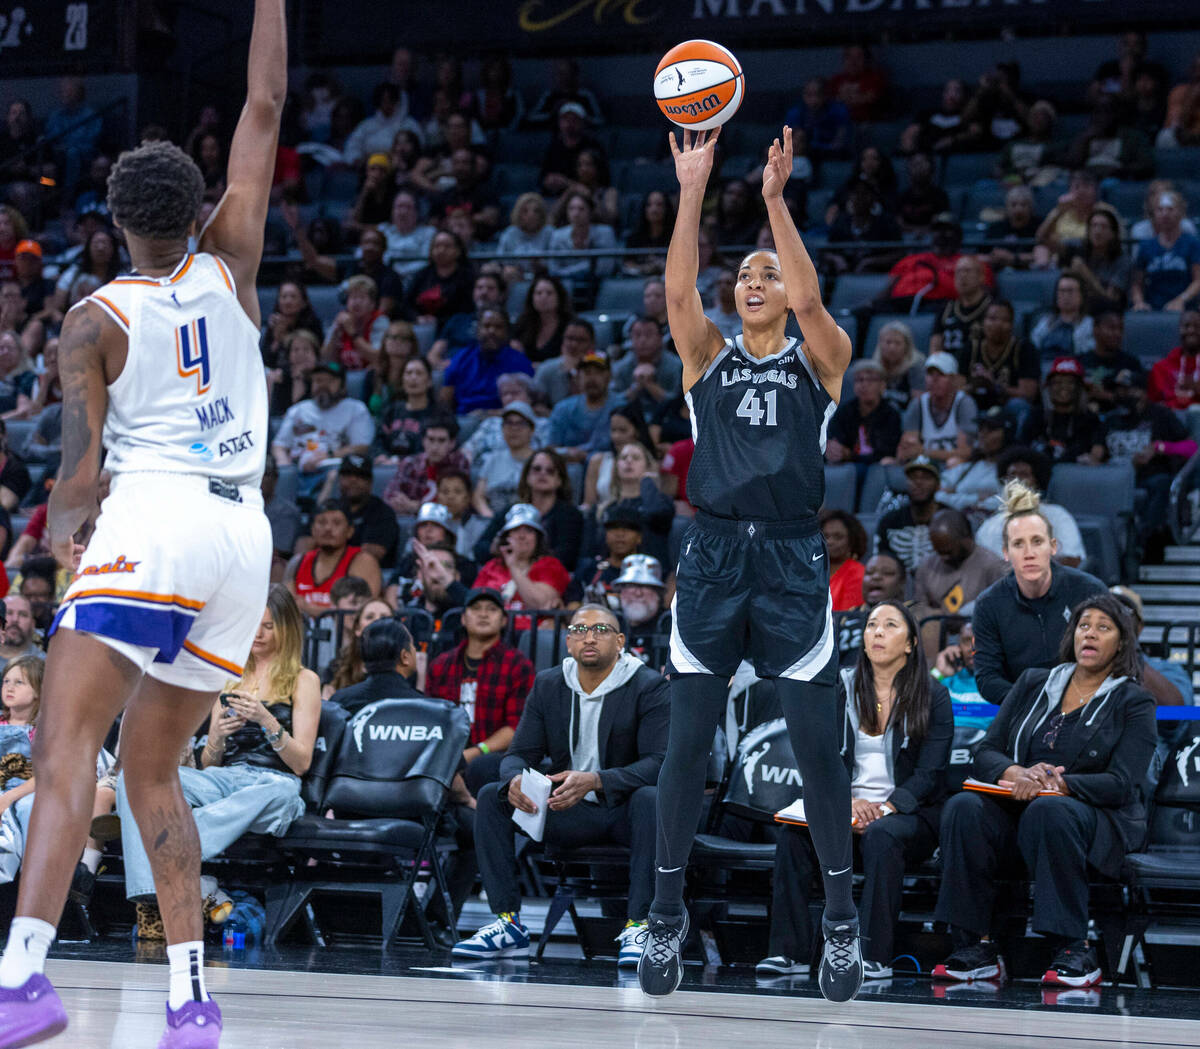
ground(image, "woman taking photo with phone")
xmin=114 ymin=585 xmax=321 ymax=913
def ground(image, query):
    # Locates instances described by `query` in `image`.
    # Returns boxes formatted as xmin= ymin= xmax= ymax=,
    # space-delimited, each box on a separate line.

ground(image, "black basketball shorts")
xmin=667 ymin=511 xmax=837 ymax=684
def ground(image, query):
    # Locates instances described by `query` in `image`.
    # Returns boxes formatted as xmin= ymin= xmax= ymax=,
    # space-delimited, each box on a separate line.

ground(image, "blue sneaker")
xmin=452 ymin=913 xmax=531 ymax=959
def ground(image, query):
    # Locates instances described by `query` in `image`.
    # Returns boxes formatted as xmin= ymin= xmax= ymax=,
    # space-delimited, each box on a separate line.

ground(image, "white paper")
xmin=512 ymin=766 xmax=552 ymax=842
xmin=774 ymin=799 xmax=807 ymax=825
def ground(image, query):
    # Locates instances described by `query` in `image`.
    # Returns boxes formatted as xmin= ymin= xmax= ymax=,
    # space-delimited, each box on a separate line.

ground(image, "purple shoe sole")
xmin=157 ymin=998 xmax=222 ymax=1049
xmin=0 ymin=974 xmax=68 ymax=1048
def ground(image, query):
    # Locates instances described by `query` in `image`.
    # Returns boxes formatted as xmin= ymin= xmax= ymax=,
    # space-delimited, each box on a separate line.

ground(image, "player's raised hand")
xmin=669 ymin=126 xmax=721 ymax=192
xmin=762 ymin=126 xmax=794 ymax=200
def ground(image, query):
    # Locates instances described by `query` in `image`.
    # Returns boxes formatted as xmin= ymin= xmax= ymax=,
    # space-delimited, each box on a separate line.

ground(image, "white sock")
xmin=81 ymin=848 xmax=103 ymax=875
xmin=0 ymin=917 xmax=56 ymax=988
xmin=166 ymin=941 xmax=209 ymax=1010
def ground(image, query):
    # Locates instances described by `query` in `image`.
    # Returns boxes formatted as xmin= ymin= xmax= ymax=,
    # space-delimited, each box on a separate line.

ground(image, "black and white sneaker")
xmin=636 ymin=910 xmax=689 ymax=997
xmin=1043 ymin=940 xmax=1102 ymax=988
xmin=818 ymin=913 xmax=863 ymax=1003
xmin=755 ymin=955 xmax=810 ymax=975
xmin=932 ymin=940 xmax=1006 ymax=983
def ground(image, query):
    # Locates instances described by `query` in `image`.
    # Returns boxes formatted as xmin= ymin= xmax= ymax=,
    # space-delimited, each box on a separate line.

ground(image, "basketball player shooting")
xmin=0 ymin=1 xmax=285 ymax=1045
xmin=636 ymin=127 xmax=863 ymax=1002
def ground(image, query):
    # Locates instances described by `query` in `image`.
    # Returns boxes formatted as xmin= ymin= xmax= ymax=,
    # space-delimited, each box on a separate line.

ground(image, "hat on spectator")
xmin=614 ymin=554 xmax=664 ymax=589
xmin=78 ymin=201 xmax=110 ymax=222
xmin=1049 ymin=357 xmax=1085 ymax=379
xmin=311 ymin=361 xmax=345 ymax=381
xmin=603 ymin=501 xmax=643 ymax=532
xmin=464 ymin=587 xmax=505 ymax=611
xmin=558 ymin=102 xmax=587 ymax=119
xmin=339 ymin=453 xmax=372 ymax=478
xmin=14 ymin=240 xmax=40 ymax=259
xmin=849 ymin=358 xmax=886 ymax=379
xmin=977 ymin=405 xmax=1009 ymax=431
xmin=904 ymin=454 xmax=941 ymax=480
xmin=501 ymin=401 xmax=538 ymax=427
xmin=1114 ymin=368 xmax=1146 ymax=389
xmin=579 ymin=351 xmax=610 ymax=371
xmin=498 ymin=502 xmax=546 ymax=537
xmin=416 ymin=501 xmax=460 ymax=538
xmin=924 ymin=351 xmax=958 ymax=376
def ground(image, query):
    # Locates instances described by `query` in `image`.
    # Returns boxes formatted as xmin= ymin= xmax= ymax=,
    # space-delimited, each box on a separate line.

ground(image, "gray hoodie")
xmin=562 ymin=651 xmax=644 ymax=802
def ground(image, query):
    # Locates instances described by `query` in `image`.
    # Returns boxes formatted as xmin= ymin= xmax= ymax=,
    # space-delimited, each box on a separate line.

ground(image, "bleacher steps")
xmin=1139 ymin=565 xmax=1200 ymax=583
xmin=1164 ymin=546 xmax=1200 ymax=564
xmin=1132 ymin=584 xmax=1200 ymax=604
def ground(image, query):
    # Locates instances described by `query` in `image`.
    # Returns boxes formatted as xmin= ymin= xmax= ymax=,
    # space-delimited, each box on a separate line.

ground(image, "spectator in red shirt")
xmin=820 ymin=509 xmax=868 ymax=613
xmin=830 ymin=45 xmax=889 ymax=123
xmin=660 ymin=437 xmax=694 ymax=515
xmin=286 ymin=501 xmax=382 ymax=617
xmin=1147 ymin=309 xmax=1200 ymax=410
xmin=383 ymin=417 xmax=470 ymax=516
xmin=885 ymin=216 xmax=993 ymax=313
xmin=425 ymin=586 xmax=535 ymax=793
xmin=323 ymin=274 xmax=387 ymax=370
xmin=472 ymin=504 xmax=570 ymax=629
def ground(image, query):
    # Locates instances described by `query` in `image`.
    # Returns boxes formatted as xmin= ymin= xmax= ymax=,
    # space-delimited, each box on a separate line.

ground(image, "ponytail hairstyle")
xmin=999 ymin=478 xmax=1055 ymax=550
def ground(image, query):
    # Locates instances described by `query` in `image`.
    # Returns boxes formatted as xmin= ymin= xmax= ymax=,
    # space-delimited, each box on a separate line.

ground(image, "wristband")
xmin=478 ymin=742 xmax=490 ymax=755
xmin=930 ymin=668 xmax=945 ymax=681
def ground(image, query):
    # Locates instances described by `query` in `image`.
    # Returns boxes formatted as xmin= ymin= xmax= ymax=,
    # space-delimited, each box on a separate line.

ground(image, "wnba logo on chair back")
xmin=176 ymin=317 xmax=212 ymax=395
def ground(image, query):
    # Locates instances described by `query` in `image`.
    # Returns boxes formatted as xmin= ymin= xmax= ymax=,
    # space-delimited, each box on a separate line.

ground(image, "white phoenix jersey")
xmin=74 ymin=252 xmax=268 ymax=488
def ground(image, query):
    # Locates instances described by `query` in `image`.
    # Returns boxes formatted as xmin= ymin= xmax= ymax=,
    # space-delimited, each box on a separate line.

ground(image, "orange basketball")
xmin=653 ymin=39 xmax=744 ymax=131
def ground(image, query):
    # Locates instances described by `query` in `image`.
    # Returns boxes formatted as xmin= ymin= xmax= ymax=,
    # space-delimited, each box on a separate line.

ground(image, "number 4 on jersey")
xmin=176 ymin=318 xmax=212 ymax=396
xmin=736 ymin=388 xmax=778 ymax=427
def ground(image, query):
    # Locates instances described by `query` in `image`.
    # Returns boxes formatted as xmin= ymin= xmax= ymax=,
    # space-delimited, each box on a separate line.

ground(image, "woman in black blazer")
xmin=759 ymin=600 xmax=954 ymax=981
xmin=934 ymin=592 xmax=1157 ymax=990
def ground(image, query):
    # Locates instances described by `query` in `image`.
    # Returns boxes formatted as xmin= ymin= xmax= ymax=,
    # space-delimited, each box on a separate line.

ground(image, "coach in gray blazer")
xmin=474 ymin=602 xmax=669 ymax=926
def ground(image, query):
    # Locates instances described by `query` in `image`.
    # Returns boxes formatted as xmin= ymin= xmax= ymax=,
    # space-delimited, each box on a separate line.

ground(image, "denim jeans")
xmin=0 ymin=792 xmax=36 ymax=885
xmin=116 ymin=764 xmax=303 ymax=900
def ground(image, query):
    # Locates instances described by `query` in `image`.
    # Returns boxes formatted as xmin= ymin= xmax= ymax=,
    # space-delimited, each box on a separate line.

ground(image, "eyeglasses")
xmin=1041 ymin=712 xmax=1066 ymax=750
xmin=565 ymin=623 xmax=617 ymax=638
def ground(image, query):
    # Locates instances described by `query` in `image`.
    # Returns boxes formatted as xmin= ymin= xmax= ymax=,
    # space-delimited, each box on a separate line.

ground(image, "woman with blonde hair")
xmin=497 ymin=192 xmax=553 ymax=280
xmin=592 ymin=440 xmax=674 ymax=564
xmin=871 ymin=320 xmax=926 ymax=409
xmin=114 ymin=585 xmax=321 ymax=907
xmin=365 ymin=319 xmax=420 ymax=416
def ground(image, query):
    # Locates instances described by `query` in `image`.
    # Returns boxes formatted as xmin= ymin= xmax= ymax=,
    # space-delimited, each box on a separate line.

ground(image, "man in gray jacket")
xmin=452 ymin=604 xmax=669 ymax=967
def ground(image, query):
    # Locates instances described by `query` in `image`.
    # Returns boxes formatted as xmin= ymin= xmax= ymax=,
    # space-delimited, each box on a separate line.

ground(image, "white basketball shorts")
xmin=51 ymin=471 xmax=272 ymax=691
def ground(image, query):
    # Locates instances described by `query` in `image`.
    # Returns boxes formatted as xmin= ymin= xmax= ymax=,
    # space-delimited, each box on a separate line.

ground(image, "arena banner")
xmin=0 ymin=1 xmax=117 ymax=71
xmin=318 ymin=0 xmax=1197 ymax=55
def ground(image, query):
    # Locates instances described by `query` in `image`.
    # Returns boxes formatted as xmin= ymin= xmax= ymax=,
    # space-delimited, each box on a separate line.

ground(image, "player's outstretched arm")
xmin=666 ymin=129 xmax=727 ymax=392
xmin=48 ymin=303 xmax=110 ymax=570
xmin=762 ymin=127 xmax=851 ymax=400
xmin=198 ymin=0 xmax=287 ymax=326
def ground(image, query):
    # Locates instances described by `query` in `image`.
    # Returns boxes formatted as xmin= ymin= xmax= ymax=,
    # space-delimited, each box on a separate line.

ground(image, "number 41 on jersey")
xmin=736 ymin=388 xmax=778 ymax=427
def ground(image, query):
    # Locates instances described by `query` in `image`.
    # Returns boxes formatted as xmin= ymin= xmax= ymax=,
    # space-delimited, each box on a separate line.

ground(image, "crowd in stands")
xmin=0 ymin=33 xmax=1196 ymax=982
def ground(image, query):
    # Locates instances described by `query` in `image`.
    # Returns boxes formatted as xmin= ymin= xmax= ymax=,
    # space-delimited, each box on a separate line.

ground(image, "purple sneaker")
xmin=0 ymin=974 xmax=68 ymax=1047
xmin=157 ymin=999 xmax=222 ymax=1049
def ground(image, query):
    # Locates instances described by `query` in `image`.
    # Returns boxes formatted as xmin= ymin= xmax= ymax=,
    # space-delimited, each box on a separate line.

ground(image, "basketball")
xmin=653 ymin=39 xmax=744 ymax=131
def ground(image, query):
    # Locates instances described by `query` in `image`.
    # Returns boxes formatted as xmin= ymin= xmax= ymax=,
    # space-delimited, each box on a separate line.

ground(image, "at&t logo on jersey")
xmin=188 ymin=442 xmax=214 ymax=462
xmin=176 ymin=318 xmax=212 ymax=395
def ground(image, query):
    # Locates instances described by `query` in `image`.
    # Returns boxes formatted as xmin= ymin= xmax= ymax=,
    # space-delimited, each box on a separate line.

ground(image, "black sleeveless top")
xmin=222 ymin=701 xmax=294 ymax=775
xmin=686 ymin=335 xmax=835 ymax=521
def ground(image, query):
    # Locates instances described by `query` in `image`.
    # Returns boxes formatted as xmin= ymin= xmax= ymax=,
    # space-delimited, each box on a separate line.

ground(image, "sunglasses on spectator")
xmin=565 ymin=623 xmax=617 ymax=638
xmin=1042 ymin=712 xmax=1066 ymax=750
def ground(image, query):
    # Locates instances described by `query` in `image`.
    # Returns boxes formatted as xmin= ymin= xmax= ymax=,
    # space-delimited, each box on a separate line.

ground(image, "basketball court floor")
xmin=40 ymin=942 xmax=1200 ymax=1048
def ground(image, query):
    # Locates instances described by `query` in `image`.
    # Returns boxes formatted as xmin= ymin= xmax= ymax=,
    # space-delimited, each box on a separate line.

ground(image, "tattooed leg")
xmin=119 ymin=676 xmax=218 ymax=945
xmin=16 ymin=630 xmax=139 ymax=925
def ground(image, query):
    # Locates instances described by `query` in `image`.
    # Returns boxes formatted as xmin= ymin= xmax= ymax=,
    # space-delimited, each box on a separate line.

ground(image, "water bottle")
xmin=223 ymin=916 xmax=246 ymax=950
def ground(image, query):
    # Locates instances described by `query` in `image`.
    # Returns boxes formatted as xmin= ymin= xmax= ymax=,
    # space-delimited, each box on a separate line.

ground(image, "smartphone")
xmin=218 ymin=692 xmax=237 ymax=708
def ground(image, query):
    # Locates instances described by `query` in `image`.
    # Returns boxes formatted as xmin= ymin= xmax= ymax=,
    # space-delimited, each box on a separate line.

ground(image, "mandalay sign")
xmin=318 ymin=0 xmax=1198 ymax=54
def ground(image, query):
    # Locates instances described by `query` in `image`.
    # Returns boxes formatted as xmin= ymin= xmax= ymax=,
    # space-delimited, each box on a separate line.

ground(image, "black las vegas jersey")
xmin=685 ymin=334 xmax=836 ymax=521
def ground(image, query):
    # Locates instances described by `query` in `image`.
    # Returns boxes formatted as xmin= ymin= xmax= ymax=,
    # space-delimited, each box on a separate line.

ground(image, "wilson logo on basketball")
xmin=80 ymin=555 xmax=141 ymax=576
xmin=662 ymin=91 xmax=723 ymax=118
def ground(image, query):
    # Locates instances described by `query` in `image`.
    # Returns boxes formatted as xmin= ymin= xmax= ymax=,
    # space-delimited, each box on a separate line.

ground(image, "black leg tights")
xmin=650 ymin=674 xmax=728 ymax=919
xmin=650 ymin=673 xmax=855 ymax=923
xmin=776 ymin=677 xmax=855 ymax=921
